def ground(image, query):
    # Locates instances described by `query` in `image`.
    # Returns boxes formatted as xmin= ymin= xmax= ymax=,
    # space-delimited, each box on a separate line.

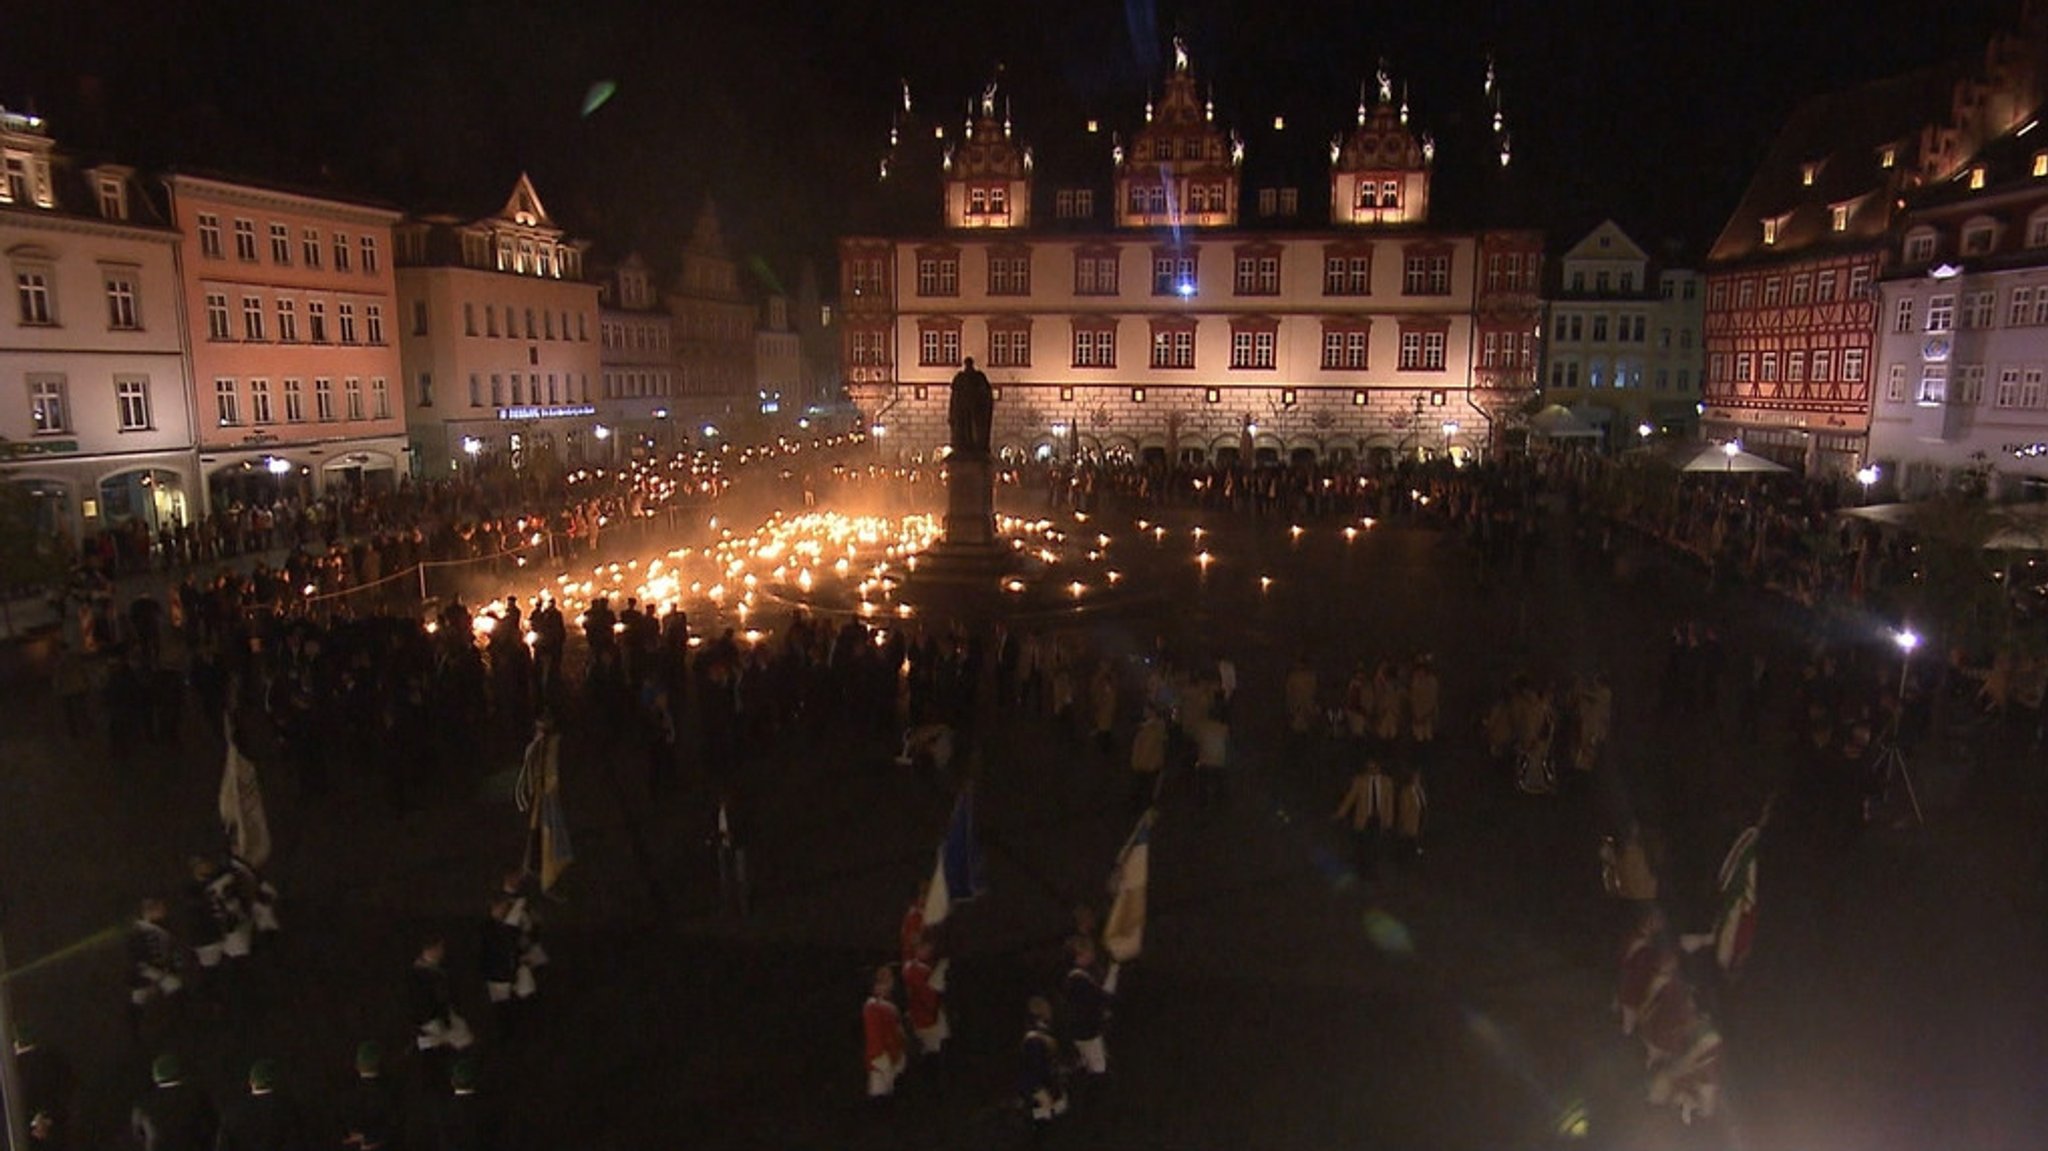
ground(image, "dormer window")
xmin=97 ymin=177 xmax=125 ymax=220
xmin=1970 ymin=166 xmax=1988 ymax=190
xmin=1761 ymin=217 xmax=1782 ymax=246
xmin=1800 ymin=162 xmax=1820 ymax=187
xmin=1962 ymin=219 xmax=1998 ymax=256
xmin=1880 ymin=145 xmax=1898 ymax=169
xmin=2035 ymin=152 xmax=2048 ymax=178
xmin=1831 ymin=203 xmax=1851 ymax=232
xmin=1904 ymin=228 xmax=1937 ymax=264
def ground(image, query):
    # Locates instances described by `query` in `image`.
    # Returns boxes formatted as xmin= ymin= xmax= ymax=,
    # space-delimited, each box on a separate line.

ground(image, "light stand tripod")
xmin=1872 ymin=631 xmax=1926 ymax=826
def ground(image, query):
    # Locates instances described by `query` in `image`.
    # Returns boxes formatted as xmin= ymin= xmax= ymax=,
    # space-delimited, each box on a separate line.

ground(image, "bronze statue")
xmin=948 ymin=357 xmax=994 ymax=458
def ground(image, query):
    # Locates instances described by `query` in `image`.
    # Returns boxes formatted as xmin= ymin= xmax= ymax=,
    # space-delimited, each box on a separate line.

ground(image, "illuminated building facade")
xmin=1541 ymin=220 xmax=1704 ymax=437
xmin=1705 ymin=10 xmax=2048 ymax=473
xmin=1870 ymin=117 xmax=2048 ymax=498
xmin=165 ymin=172 xmax=409 ymax=503
xmin=0 ymin=105 xmax=196 ymax=549
xmin=393 ymin=174 xmax=602 ymax=474
xmin=840 ymin=50 xmax=1541 ymax=465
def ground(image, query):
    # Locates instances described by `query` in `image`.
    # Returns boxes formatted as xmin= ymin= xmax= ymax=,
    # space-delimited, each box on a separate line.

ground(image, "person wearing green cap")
xmin=340 ymin=1041 xmax=401 ymax=1150
xmin=433 ymin=1057 xmax=503 ymax=1151
xmin=128 ymin=1053 xmax=217 ymax=1151
xmin=215 ymin=1058 xmax=305 ymax=1151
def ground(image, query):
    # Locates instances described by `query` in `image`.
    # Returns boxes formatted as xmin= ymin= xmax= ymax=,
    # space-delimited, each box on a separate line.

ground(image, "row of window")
xmin=600 ymin=320 xmax=671 ymax=354
xmin=457 ymin=302 xmax=591 ymax=343
xmin=1894 ymin=287 xmax=2048 ymax=334
xmin=889 ymin=251 xmax=1459 ymax=300
xmin=1902 ymin=211 xmax=2048 ymax=266
xmin=865 ymin=322 xmax=1452 ymax=373
xmin=442 ymin=371 xmax=594 ymax=409
xmin=13 ymin=266 xmax=144 ymax=330
xmin=1547 ymin=360 xmax=1695 ymax=392
xmin=195 ymin=214 xmax=379 ymax=274
xmin=210 ymin=375 xmax=390 ymax=428
xmin=1887 ymin=362 xmax=2048 ymax=410
xmin=1550 ymin=313 xmax=1681 ymax=346
xmin=1717 ymin=347 xmax=1869 ymax=384
xmin=203 ymin=291 xmax=384 ymax=345
xmin=1711 ymin=265 xmax=1874 ymax=311
xmin=25 ymin=374 xmax=155 ymax=435
xmin=601 ymin=370 xmax=674 ymax=400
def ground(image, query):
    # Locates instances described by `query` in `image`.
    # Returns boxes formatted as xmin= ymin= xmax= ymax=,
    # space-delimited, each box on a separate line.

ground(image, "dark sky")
xmin=0 ymin=0 xmax=2020 ymax=287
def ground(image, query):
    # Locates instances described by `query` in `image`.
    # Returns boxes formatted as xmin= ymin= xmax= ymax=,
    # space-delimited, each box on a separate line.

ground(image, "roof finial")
xmin=1022 ymin=145 xmax=1033 ymax=172
xmin=1377 ymin=60 xmax=1393 ymax=104
xmin=1004 ymin=96 xmax=1012 ymax=137
xmin=1230 ymin=130 xmax=1245 ymax=166
xmin=1173 ymin=35 xmax=1190 ymax=73
xmin=981 ymin=75 xmax=998 ymax=120
xmin=889 ymin=120 xmax=899 ymax=148
xmin=1358 ymin=82 xmax=1368 ymax=126
xmin=1484 ymin=55 xmax=1495 ymax=98
xmin=1329 ymin=133 xmax=1342 ymax=166
xmin=1422 ymin=132 xmax=1436 ymax=166
xmin=878 ymin=156 xmax=889 ymax=182
xmin=1145 ymin=93 xmax=1154 ymax=124
xmin=1498 ymin=132 xmax=1512 ymax=169
xmin=1400 ymin=82 xmax=1409 ymax=126
xmin=902 ymin=78 xmax=912 ymax=114
xmin=1112 ymin=132 xmax=1124 ymax=166
xmin=1205 ymin=85 xmax=1214 ymax=123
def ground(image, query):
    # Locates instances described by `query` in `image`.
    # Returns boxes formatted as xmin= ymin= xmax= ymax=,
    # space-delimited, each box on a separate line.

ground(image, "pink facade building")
xmin=164 ymin=174 xmax=409 ymax=507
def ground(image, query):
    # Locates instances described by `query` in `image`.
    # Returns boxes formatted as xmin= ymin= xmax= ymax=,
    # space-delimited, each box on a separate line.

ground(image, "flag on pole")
xmin=1102 ymin=808 xmax=1155 ymax=963
xmin=517 ymin=724 xmax=573 ymax=892
xmin=1709 ymin=822 xmax=1760 ymax=978
xmin=920 ymin=787 xmax=985 ymax=927
xmin=218 ymin=716 xmax=272 ymax=869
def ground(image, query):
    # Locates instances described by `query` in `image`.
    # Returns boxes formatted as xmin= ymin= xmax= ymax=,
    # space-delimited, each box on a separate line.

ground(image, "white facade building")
xmin=0 ymin=106 xmax=196 ymax=551
xmin=394 ymin=175 xmax=602 ymax=474
xmin=843 ymin=56 xmax=1542 ymax=465
xmin=1541 ymin=220 xmax=1703 ymax=437
xmin=1870 ymin=129 xmax=2048 ymax=499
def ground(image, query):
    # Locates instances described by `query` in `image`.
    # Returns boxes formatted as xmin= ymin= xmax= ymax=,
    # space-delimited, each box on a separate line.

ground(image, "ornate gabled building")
xmin=839 ymin=47 xmax=1541 ymax=467
xmin=1704 ymin=5 xmax=2048 ymax=473
xmin=392 ymin=173 xmax=602 ymax=474
xmin=666 ymin=201 xmax=757 ymax=436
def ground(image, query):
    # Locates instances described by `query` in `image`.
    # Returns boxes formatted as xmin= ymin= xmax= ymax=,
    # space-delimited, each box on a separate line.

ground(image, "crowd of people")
xmin=14 ymin=434 xmax=2046 ymax=1145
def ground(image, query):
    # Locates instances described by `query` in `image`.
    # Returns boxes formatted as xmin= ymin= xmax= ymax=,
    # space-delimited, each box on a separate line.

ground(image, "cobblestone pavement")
xmin=4 ymin=484 xmax=2043 ymax=1150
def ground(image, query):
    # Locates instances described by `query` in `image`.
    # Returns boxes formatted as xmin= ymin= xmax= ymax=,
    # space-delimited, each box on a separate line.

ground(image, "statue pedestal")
xmin=942 ymin=455 xmax=997 ymax=547
xmin=913 ymin=454 xmax=1013 ymax=596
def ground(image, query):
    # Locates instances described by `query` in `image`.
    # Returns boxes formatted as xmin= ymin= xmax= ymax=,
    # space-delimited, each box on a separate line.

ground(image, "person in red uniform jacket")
xmin=862 ymin=966 xmax=907 ymax=1099
xmin=902 ymin=937 xmax=949 ymax=1055
xmin=900 ymin=884 xmax=927 ymax=966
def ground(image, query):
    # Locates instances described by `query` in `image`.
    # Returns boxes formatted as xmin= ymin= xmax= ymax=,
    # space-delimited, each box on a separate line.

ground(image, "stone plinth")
xmin=942 ymin=455 xmax=998 ymax=547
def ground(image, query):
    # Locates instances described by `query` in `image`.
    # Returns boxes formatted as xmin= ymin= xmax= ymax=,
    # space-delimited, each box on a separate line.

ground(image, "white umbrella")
xmin=1526 ymin=404 xmax=1601 ymax=439
xmin=1661 ymin=442 xmax=1791 ymax=474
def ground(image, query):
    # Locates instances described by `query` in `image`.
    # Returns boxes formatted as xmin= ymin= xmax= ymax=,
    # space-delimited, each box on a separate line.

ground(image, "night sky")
xmin=0 ymin=0 xmax=2020 ymax=287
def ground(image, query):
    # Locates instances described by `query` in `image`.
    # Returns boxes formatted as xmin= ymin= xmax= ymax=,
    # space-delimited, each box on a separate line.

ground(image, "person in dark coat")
xmin=433 ymin=1058 xmax=503 ymax=1151
xmin=340 ymin=1041 xmax=402 ymax=1151
xmin=215 ymin=1059 xmax=305 ymax=1151
xmin=129 ymin=1054 xmax=217 ymax=1151
xmin=1018 ymin=997 xmax=1066 ymax=1139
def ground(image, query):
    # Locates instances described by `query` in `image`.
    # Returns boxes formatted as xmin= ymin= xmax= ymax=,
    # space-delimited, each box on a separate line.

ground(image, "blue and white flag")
xmin=1103 ymin=808 xmax=1155 ymax=962
xmin=921 ymin=787 xmax=985 ymax=926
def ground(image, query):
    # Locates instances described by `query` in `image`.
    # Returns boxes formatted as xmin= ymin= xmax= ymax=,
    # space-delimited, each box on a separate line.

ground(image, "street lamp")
xmin=1440 ymin=419 xmax=1459 ymax=461
xmin=1880 ymin=626 xmax=1927 ymax=825
xmin=1637 ymin=421 xmax=1654 ymax=440
xmin=1856 ymin=464 xmax=1880 ymax=504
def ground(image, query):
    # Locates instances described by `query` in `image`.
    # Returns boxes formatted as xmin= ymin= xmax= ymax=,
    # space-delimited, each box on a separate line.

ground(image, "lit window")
xmin=116 ymin=376 xmax=151 ymax=430
xmin=28 ymin=375 xmax=67 ymax=433
xmin=1831 ymin=204 xmax=1849 ymax=232
xmin=1970 ymin=166 xmax=1987 ymax=190
xmin=1761 ymin=217 xmax=1780 ymax=246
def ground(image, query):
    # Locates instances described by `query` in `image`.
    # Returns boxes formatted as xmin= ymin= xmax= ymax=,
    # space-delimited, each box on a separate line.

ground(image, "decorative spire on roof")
xmin=1484 ymin=55 xmax=1495 ymax=98
xmin=902 ymin=78 xmax=912 ymax=114
xmin=1174 ymin=35 xmax=1190 ymax=73
xmin=1377 ymin=60 xmax=1393 ymax=104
